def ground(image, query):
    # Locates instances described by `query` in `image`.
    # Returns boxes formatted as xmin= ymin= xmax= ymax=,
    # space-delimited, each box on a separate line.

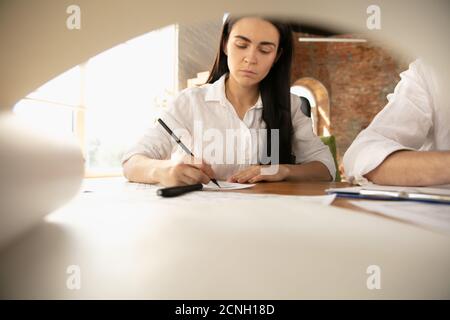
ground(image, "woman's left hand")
xmin=228 ymin=165 xmax=290 ymax=184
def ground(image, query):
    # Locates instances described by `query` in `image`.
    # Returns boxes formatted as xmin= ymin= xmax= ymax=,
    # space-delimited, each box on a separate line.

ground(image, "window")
xmin=13 ymin=24 xmax=178 ymax=177
xmin=291 ymin=85 xmax=318 ymax=134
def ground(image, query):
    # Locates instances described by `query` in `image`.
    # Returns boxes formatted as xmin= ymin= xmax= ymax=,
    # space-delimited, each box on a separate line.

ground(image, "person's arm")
xmin=123 ymin=154 xmax=216 ymax=187
xmin=289 ymin=95 xmax=337 ymax=181
xmin=123 ymin=154 xmax=170 ymax=184
xmin=228 ymin=161 xmax=332 ymax=183
xmin=284 ymin=161 xmax=332 ymax=181
xmin=365 ymin=150 xmax=450 ymax=186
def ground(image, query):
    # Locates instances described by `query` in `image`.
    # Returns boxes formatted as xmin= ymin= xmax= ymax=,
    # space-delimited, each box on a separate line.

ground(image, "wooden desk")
xmin=232 ymin=181 xmax=447 ymax=229
xmin=228 ymin=181 xmax=348 ymax=196
xmin=0 ymin=178 xmax=449 ymax=299
xmin=222 ymin=181 xmax=372 ymax=214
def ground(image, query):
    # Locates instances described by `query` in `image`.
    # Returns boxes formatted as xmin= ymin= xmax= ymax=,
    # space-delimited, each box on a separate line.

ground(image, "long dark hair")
xmin=207 ymin=15 xmax=295 ymax=164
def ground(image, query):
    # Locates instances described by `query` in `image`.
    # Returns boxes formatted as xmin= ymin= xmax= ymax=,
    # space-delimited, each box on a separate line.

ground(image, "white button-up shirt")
xmin=343 ymin=59 xmax=450 ymax=184
xmin=123 ymin=74 xmax=336 ymax=181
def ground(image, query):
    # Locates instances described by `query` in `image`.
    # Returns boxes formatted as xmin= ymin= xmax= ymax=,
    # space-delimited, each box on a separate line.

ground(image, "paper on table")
xmin=82 ymin=179 xmax=255 ymax=192
xmin=364 ymin=184 xmax=450 ymax=196
xmin=330 ymin=184 xmax=450 ymax=194
xmin=177 ymin=190 xmax=336 ymax=206
xmin=80 ymin=178 xmax=335 ymax=206
xmin=350 ymin=200 xmax=450 ymax=234
xmin=202 ymin=181 xmax=255 ymax=191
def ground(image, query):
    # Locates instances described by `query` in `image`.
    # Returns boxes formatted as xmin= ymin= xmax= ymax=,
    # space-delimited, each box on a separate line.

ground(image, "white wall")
xmin=1 ymin=0 xmax=449 ymax=110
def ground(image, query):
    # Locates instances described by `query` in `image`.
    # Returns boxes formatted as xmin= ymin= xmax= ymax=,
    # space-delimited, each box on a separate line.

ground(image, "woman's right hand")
xmin=159 ymin=155 xmax=216 ymax=187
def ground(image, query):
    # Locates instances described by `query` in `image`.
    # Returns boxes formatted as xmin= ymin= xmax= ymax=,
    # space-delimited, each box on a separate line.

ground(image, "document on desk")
xmin=174 ymin=189 xmax=336 ymax=205
xmin=80 ymin=178 xmax=335 ymax=206
xmin=82 ymin=178 xmax=254 ymax=192
xmin=326 ymin=184 xmax=450 ymax=204
xmin=363 ymin=184 xmax=450 ymax=195
xmin=202 ymin=181 xmax=255 ymax=190
xmin=350 ymin=200 xmax=450 ymax=234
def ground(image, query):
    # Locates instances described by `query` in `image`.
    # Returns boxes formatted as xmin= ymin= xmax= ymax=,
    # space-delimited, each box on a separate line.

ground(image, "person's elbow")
xmin=364 ymin=165 xmax=384 ymax=184
xmin=318 ymin=161 xmax=335 ymax=182
xmin=122 ymin=157 xmax=135 ymax=182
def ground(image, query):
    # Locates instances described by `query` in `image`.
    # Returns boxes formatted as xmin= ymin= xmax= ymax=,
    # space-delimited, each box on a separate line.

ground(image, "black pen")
xmin=157 ymin=118 xmax=221 ymax=188
xmin=157 ymin=183 xmax=203 ymax=197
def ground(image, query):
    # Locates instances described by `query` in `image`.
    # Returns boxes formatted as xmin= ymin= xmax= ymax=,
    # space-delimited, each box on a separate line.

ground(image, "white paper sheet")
xmin=82 ymin=178 xmax=254 ymax=192
xmin=80 ymin=178 xmax=335 ymax=206
xmin=166 ymin=190 xmax=336 ymax=206
xmin=350 ymin=200 xmax=450 ymax=234
xmin=364 ymin=184 xmax=450 ymax=196
xmin=202 ymin=181 xmax=255 ymax=191
xmin=327 ymin=184 xmax=450 ymax=196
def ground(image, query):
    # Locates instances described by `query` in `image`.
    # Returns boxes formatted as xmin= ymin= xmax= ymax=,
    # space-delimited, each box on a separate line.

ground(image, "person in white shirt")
xmin=343 ymin=59 xmax=450 ymax=186
xmin=123 ymin=15 xmax=336 ymax=186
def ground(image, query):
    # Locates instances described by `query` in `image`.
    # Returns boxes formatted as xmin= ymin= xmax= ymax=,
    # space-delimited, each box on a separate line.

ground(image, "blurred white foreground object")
xmin=0 ymin=112 xmax=84 ymax=249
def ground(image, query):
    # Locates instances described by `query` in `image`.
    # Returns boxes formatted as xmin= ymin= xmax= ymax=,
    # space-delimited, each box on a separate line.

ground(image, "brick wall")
xmin=291 ymin=33 xmax=409 ymax=177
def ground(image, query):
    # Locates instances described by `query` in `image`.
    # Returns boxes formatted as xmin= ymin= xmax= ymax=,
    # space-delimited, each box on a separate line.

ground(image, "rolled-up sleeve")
xmin=291 ymin=95 xmax=336 ymax=181
xmin=121 ymin=121 xmax=172 ymax=164
xmin=343 ymin=59 xmax=433 ymax=184
xmin=121 ymin=94 xmax=192 ymax=164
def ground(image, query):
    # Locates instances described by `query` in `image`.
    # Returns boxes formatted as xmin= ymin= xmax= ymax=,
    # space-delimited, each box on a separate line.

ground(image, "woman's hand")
xmin=160 ymin=155 xmax=216 ymax=187
xmin=228 ymin=165 xmax=290 ymax=184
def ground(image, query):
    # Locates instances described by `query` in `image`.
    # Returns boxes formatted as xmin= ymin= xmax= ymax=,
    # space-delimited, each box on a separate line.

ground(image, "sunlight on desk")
xmin=0 ymin=177 xmax=449 ymax=299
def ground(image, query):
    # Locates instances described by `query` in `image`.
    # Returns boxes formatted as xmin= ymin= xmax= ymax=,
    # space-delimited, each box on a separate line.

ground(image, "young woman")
xmin=122 ymin=15 xmax=336 ymax=186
